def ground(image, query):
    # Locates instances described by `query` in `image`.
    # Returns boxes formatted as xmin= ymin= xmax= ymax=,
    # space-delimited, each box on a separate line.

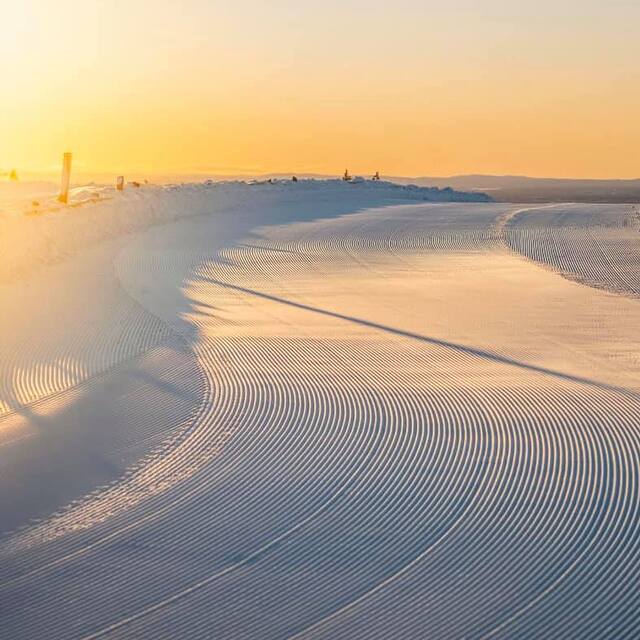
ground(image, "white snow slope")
xmin=0 ymin=182 xmax=638 ymax=639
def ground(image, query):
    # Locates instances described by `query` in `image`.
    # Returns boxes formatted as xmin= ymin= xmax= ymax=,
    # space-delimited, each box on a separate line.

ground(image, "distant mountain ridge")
xmin=391 ymin=175 xmax=640 ymax=203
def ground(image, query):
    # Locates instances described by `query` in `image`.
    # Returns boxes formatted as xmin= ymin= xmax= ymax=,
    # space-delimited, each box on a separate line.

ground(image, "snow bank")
xmin=0 ymin=179 xmax=490 ymax=283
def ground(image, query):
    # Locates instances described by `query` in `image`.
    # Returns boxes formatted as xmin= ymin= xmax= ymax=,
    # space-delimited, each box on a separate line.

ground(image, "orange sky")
xmin=2 ymin=1 xmax=640 ymax=179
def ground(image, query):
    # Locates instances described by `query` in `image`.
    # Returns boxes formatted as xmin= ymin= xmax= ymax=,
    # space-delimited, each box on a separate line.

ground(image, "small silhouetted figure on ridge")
xmin=373 ymin=171 xmax=380 ymax=181
xmin=343 ymin=169 xmax=352 ymax=182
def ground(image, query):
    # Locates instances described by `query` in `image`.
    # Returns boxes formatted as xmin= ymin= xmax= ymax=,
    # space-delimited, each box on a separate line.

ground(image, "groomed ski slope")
xmin=505 ymin=203 xmax=640 ymax=298
xmin=0 ymin=184 xmax=639 ymax=639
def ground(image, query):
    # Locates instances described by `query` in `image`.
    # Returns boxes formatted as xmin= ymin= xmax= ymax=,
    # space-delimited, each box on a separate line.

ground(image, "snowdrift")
xmin=0 ymin=179 xmax=490 ymax=283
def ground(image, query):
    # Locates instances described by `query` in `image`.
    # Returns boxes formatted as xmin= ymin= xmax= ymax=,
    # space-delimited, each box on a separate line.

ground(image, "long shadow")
xmin=238 ymin=243 xmax=299 ymax=255
xmin=0 ymin=343 xmax=205 ymax=537
xmin=197 ymin=275 xmax=639 ymax=399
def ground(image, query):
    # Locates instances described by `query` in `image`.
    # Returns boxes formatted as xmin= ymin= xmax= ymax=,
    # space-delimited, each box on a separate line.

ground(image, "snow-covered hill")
xmin=0 ymin=179 xmax=490 ymax=283
xmin=1 ymin=185 xmax=638 ymax=639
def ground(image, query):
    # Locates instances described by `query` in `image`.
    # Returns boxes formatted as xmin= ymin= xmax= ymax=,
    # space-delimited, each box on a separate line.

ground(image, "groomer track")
xmin=1 ymin=195 xmax=638 ymax=638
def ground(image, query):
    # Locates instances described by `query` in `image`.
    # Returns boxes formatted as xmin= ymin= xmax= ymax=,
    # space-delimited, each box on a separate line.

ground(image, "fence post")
xmin=58 ymin=152 xmax=72 ymax=204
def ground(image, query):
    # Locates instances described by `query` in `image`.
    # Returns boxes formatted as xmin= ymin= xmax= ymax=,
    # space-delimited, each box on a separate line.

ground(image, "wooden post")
xmin=116 ymin=176 xmax=124 ymax=191
xmin=58 ymin=152 xmax=72 ymax=204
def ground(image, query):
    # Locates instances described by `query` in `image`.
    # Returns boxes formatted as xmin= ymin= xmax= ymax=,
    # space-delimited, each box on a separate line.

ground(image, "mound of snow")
xmin=0 ymin=179 xmax=490 ymax=283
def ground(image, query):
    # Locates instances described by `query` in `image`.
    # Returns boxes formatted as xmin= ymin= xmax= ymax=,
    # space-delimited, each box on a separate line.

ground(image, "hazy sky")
xmin=2 ymin=0 xmax=639 ymax=178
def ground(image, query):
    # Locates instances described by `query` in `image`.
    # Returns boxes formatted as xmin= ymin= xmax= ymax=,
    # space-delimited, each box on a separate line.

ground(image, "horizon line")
xmin=3 ymin=170 xmax=640 ymax=183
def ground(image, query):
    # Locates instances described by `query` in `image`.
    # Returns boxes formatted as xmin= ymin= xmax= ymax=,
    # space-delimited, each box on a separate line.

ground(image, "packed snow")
xmin=0 ymin=182 xmax=638 ymax=638
xmin=0 ymin=179 xmax=490 ymax=284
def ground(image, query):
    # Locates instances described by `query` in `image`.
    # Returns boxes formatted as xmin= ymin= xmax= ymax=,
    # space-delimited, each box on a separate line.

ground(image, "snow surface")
xmin=0 ymin=185 xmax=639 ymax=638
xmin=0 ymin=179 xmax=490 ymax=284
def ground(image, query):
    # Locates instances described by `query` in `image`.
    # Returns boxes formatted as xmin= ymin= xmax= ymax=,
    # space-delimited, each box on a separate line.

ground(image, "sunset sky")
xmin=2 ymin=0 xmax=640 ymax=179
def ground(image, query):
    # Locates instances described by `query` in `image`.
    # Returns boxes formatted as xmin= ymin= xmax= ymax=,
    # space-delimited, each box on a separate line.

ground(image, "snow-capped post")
xmin=116 ymin=176 xmax=125 ymax=191
xmin=58 ymin=152 xmax=72 ymax=204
